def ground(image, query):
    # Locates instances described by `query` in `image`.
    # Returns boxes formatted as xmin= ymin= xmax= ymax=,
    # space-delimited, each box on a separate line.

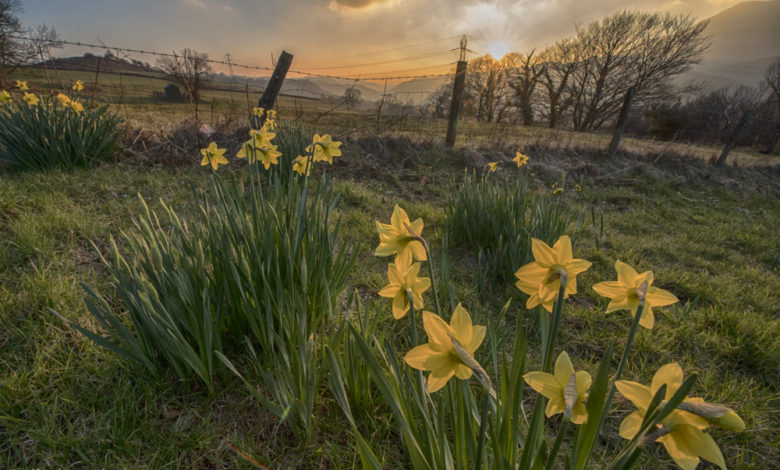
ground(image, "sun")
xmin=486 ymin=40 xmax=511 ymax=59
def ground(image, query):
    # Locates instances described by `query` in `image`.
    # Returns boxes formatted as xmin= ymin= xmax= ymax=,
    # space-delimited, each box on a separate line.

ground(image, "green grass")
xmin=1 ymin=124 xmax=778 ymax=468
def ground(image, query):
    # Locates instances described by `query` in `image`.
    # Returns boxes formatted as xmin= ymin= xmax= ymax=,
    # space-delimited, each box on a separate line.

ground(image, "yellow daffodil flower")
xmin=488 ymin=162 xmax=499 ymax=172
xmin=16 ymin=80 xmax=28 ymax=91
xmin=70 ymin=100 xmax=84 ymax=113
xmin=514 ymin=236 xmax=591 ymax=312
xmin=266 ymin=109 xmax=277 ymax=120
xmin=200 ymin=142 xmax=228 ymax=170
xmin=56 ymin=93 xmax=71 ymax=106
xmin=254 ymin=144 xmax=282 ymax=169
xmin=0 ymin=90 xmax=10 ymax=104
xmin=616 ymin=363 xmax=731 ymax=470
xmin=378 ymin=261 xmax=431 ymax=319
xmin=252 ymin=107 xmax=265 ymax=117
xmin=72 ymin=80 xmax=85 ymax=91
xmin=23 ymin=92 xmax=39 ymax=106
xmin=292 ymin=155 xmax=311 ymax=175
xmin=405 ymin=304 xmax=486 ymax=393
xmin=374 ymin=205 xmax=427 ymax=267
xmin=514 ymin=151 xmax=529 ymax=167
xmin=592 ymin=260 xmax=678 ymax=329
xmin=553 ymin=188 xmax=563 ymax=195
xmin=307 ymin=133 xmax=342 ymax=163
xmin=248 ymin=129 xmax=276 ymax=147
xmin=524 ymin=351 xmax=592 ymax=424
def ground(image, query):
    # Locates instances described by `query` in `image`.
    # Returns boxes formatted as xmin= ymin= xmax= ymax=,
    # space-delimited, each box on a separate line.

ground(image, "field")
xmin=1 ymin=69 xmax=779 ymax=468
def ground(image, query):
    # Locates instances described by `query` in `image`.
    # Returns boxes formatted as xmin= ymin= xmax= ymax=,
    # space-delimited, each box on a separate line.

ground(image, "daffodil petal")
xmin=554 ymin=351 xmax=575 ymax=387
xmin=652 ymin=363 xmax=683 ymax=400
xmin=545 ymin=394 xmax=565 ymax=417
xmin=450 ymin=304 xmax=473 ymax=345
xmin=592 ymin=281 xmax=625 ymax=299
xmin=646 ymin=286 xmax=679 ymax=308
xmin=426 ymin=368 xmax=455 ymax=393
xmin=618 ymin=411 xmax=645 ymax=439
xmin=405 ymin=344 xmax=437 ymax=370
xmin=615 ymin=380 xmax=652 ymax=411
xmin=524 ymin=372 xmax=561 ymax=399
xmin=531 ymin=238 xmax=558 ymax=267
xmin=422 ymin=311 xmax=452 ymax=346
xmin=615 ymin=260 xmax=640 ymax=286
xmin=467 ymin=325 xmax=486 ymax=353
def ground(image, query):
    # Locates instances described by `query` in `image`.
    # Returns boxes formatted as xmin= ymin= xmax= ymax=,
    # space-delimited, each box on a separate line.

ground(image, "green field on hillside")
xmin=1 ymin=115 xmax=777 ymax=468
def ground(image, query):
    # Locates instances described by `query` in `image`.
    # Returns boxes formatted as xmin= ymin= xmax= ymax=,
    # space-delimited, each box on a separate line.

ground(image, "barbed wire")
xmin=8 ymin=34 xmax=455 ymax=83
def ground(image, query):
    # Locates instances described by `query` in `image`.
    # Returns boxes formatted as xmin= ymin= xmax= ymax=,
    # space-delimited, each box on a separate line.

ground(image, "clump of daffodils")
xmin=197 ymin=109 xmax=342 ymax=175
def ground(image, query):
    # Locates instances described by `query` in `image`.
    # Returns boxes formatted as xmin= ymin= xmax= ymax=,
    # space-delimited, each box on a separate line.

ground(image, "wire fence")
xmin=6 ymin=33 xmax=777 ymax=163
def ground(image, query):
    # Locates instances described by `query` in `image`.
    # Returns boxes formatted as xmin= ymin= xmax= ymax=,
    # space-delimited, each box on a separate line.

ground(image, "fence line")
xmin=7 ymin=34 xmax=456 ymax=83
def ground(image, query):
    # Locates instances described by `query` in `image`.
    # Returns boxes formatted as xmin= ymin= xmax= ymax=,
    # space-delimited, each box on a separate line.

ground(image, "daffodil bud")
xmin=678 ymin=402 xmax=746 ymax=432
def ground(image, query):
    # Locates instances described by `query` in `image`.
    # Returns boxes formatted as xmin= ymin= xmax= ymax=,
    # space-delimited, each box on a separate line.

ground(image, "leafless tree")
xmin=569 ymin=11 xmax=709 ymax=131
xmin=538 ymin=39 xmax=585 ymax=128
xmin=505 ymin=51 xmax=546 ymax=125
xmin=157 ymin=48 xmax=212 ymax=102
xmin=0 ymin=0 xmax=60 ymax=85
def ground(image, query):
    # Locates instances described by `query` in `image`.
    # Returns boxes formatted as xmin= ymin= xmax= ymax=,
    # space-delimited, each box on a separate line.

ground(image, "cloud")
xmin=331 ymin=0 xmax=380 ymax=7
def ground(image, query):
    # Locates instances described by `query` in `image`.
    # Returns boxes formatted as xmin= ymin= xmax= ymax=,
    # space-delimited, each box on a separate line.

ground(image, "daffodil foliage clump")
xmin=56 ymin=112 xmax=355 ymax=439
xmin=328 ymin=195 xmax=745 ymax=470
xmin=446 ymin=167 xmax=575 ymax=283
xmin=0 ymin=80 xmax=121 ymax=170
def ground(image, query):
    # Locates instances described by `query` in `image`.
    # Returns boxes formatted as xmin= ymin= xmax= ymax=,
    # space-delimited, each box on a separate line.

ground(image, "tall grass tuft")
xmin=55 ymin=161 xmax=356 ymax=400
xmin=0 ymin=100 xmax=122 ymax=170
xmin=446 ymin=172 xmax=578 ymax=282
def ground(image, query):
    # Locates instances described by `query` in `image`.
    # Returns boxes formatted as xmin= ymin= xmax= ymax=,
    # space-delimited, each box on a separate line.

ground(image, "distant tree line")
xmin=428 ymin=9 xmax=779 ymax=152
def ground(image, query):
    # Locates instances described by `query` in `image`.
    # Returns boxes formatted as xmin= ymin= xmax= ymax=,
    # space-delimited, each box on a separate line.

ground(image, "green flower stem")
xmin=591 ymin=291 xmax=647 ymax=459
xmin=543 ymin=273 xmax=568 ymax=373
xmin=417 ymin=236 xmax=443 ymax=319
xmin=544 ymin=418 xmax=570 ymax=470
xmin=407 ymin=289 xmax=420 ymax=347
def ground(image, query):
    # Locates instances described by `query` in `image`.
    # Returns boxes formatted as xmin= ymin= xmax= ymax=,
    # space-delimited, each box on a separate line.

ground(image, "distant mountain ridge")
xmin=679 ymin=1 xmax=780 ymax=89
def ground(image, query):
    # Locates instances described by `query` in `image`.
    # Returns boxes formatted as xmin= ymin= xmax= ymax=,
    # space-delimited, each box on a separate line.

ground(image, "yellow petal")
xmin=545 ymin=394 xmax=565 ymax=417
xmin=638 ymin=304 xmax=655 ymax=329
xmin=571 ymin=402 xmax=588 ymax=424
xmin=646 ymin=286 xmax=679 ymax=308
xmin=554 ymin=351 xmax=575 ymax=387
xmin=408 ymin=240 xmax=427 ymax=262
xmin=553 ymin=235 xmax=573 ymax=262
xmin=467 ymin=325 xmax=486 ymax=354
xmin=426 ymin=368 xmax=455 ymax=393
xmin=531 ymin=238 xmax=557 ymax=267
xmin=652 ymin=363 xmax=683 ymax=400
xmin=592 ymin=281 xmax=624 ymax=299
xmin=405 ymin=344 xmax=437 ymax=370
xmin=450 ymin=303 xmax=473 ymax=344
xmin=566 ymin=259 xmax=592 ymax=275
xmin=614 ymin=260 xmax=640 ymax=287
xmin=575 ymin=370 xmax=592 ymax=398
xmin=515 ymin=263 xmax=548 ymax=294
xmin=454 ymin=363 xmax=473 ymax=380
xmin=673 ymin=426 xmax=727 ymax=470
xmin=422 ymin=311 xmax=452 ymax=346
xmin=391 ymin=294 xmax=409 ymax=319
xmin=524 ymin=371 xmax=561 ymax=399
xmin=660 ymin=433 xmax=701 ymax=470
xmin=619 ymin=411 xmax=645 ymax=439
xmin=615 ymin=380 xmax=652 ymax=411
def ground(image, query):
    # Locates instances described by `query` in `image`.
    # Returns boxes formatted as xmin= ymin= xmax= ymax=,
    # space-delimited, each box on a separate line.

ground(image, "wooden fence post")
xmin=606 ymin=86 xmax=636 ymax=158
xmin=716 ymin=109 xmax=754 ymax=166
xmin=445 ymin=60 xmax=468 ymax=149
xmin=254 ymin=50 xmax=293 ymax=127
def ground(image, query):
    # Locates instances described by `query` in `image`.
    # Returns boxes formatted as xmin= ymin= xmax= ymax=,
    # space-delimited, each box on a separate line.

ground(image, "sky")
xmin=18 ymin=0 xmax=750 ymax=79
